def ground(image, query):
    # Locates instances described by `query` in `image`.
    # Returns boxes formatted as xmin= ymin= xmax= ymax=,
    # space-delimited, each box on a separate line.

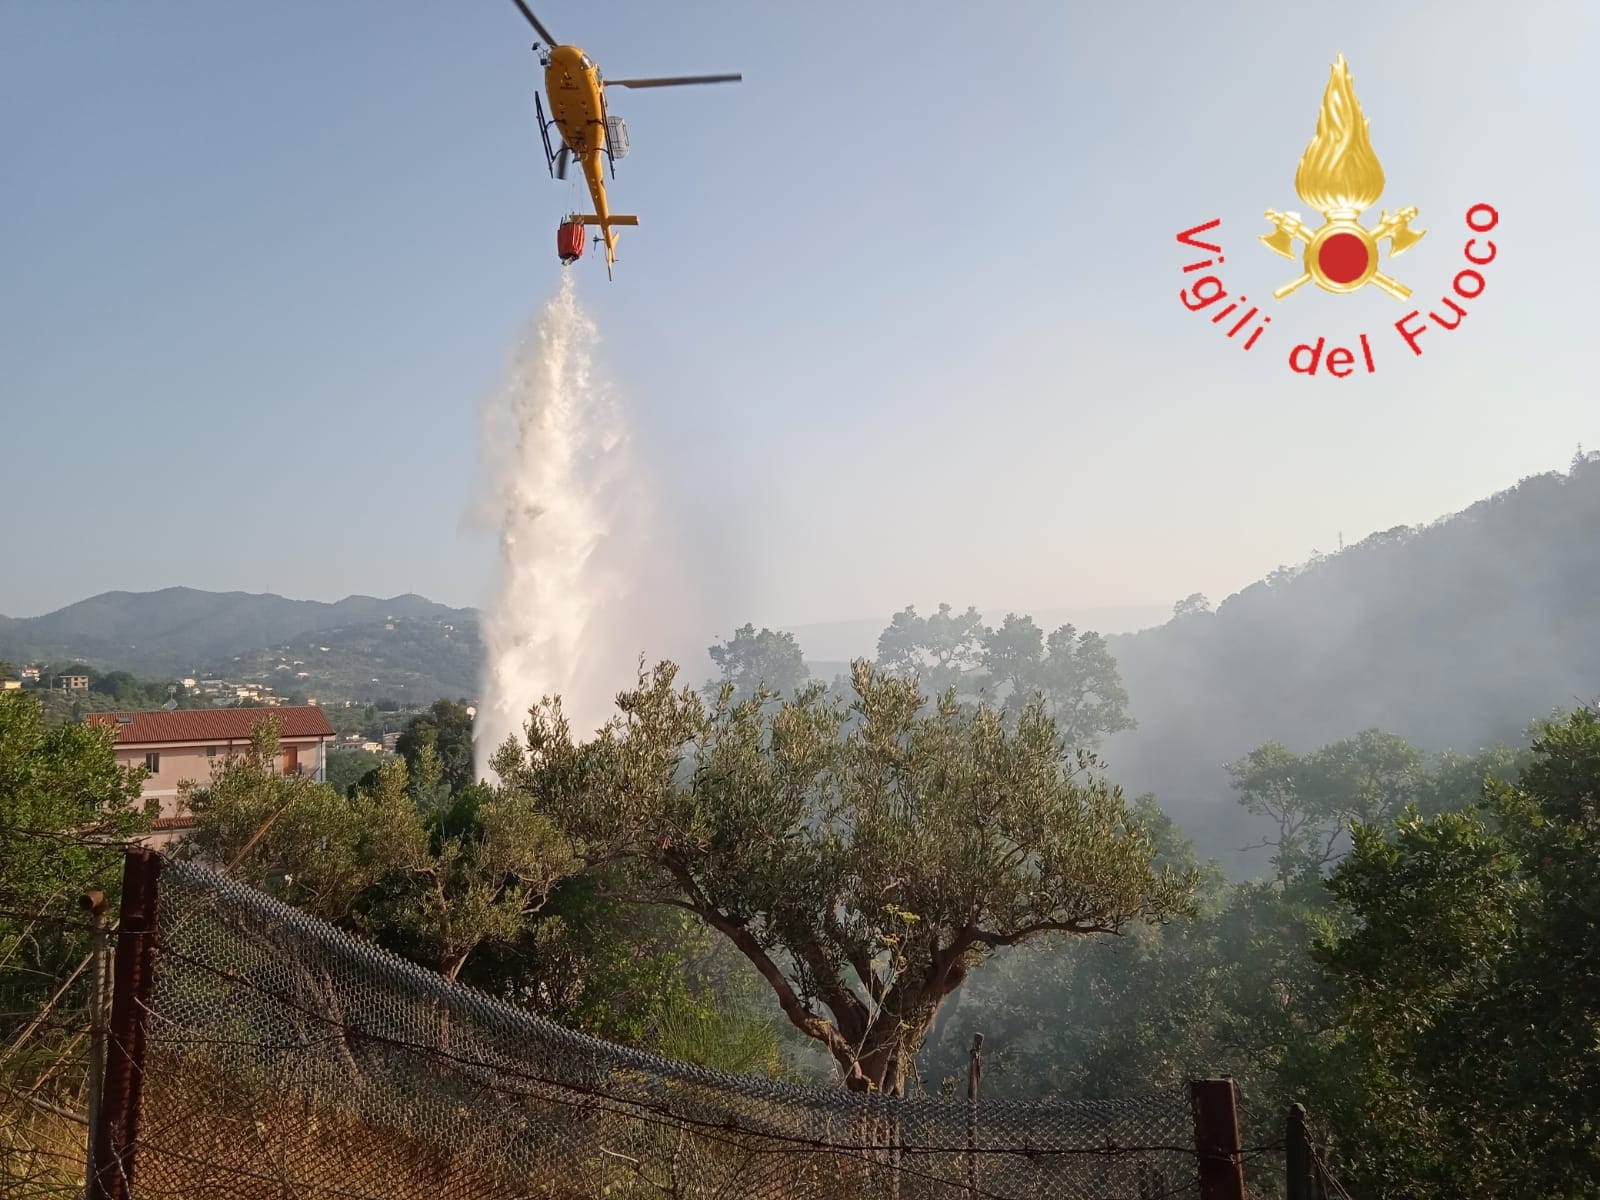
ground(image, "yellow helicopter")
xmin=506 ymin=1 xmax=742 ymax=279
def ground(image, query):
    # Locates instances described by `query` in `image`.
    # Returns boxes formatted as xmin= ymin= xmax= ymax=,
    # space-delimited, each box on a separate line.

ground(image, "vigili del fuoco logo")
xmin=1176 ymin=54 xmax=1499 ymax=377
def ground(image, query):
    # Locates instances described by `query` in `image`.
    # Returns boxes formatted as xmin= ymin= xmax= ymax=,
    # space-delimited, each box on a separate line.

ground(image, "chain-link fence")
xmin=95 ymin=853 xmax=1225 ymax=1200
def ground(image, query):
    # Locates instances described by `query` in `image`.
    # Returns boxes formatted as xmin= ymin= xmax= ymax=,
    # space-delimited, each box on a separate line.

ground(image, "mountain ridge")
xmin=0 ymin=587 xmax=476 ymax=685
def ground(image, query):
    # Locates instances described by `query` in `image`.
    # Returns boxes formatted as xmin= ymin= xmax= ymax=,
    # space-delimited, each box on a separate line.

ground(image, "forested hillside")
xmin=221 ymin=614 xmax=481 ymax=703
xmin=1102 ymin=452 xmax=1600 ymax=865
xmin=0 ymin=588 xmax=473 ymax=678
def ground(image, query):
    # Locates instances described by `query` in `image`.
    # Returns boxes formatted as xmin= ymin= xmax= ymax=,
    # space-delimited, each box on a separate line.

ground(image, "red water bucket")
xmin=557 ymin=221 xmax=586 ymax=264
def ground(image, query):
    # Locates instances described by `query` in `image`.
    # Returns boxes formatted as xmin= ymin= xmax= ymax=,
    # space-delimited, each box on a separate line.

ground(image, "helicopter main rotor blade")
xmin=506 ymin=0 xmax=558 ymax=46
xmin=604 ymin=74 xmax=743 ymax=89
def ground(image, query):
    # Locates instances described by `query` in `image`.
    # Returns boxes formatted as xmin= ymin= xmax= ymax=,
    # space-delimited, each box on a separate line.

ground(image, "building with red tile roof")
xmin=88 ymin=706 xmax=335 ymax=849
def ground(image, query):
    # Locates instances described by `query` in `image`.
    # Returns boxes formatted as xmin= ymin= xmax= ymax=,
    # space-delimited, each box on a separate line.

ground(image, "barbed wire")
xmin=1310 ymin=1145 xmax=1356 ymax=1200
xmin=0 ymin=870 xmax=1303 ymax=1200
xmin=148 ymin=941 xmax=1212 ymax=1166
xmin=12 ymin=1133 xmax=1219 ymax=1200
xmin=0 ymin=825 xmax=144 ymax=845
xmin=131 ymin=856 xmax=1211 ymax=1200
xmin=0 ymin=908 xmax=107 ymax=936
xmin=0 ymin=994 xmax=1238 ymax=1200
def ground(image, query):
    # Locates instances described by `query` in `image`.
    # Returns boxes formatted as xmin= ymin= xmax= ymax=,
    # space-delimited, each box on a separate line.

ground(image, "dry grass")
xmin=124 ymin=1049 xmax=872 ymax=1200
xmin=0 ymin=1101 xmax=86 ymax=1199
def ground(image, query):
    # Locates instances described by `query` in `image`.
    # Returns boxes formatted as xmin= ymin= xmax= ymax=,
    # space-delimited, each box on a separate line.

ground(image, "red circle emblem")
xmin=1317 ymin=233 xmax=1370 ymax=284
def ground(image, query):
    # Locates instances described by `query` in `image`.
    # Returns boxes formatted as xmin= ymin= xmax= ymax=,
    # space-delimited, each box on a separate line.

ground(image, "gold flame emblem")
xmin=1260 ymin=54 xmax=1425 ymax=301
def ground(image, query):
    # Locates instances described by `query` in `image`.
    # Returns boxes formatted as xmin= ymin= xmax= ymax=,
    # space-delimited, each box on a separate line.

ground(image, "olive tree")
xmin=706 ymin=623 xmax=810 ymax=703
xmin=181 ymin=720 xmax=428 ymax=920
xmin=185 ymin=723 xmax=575 ymax=982
xmin=493 ymin=660 xmax=1195 ymax=1095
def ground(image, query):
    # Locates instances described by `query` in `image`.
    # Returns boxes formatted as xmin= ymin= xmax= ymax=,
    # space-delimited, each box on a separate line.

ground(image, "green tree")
xmin=470 ymin=879 xmax=768 ymax=1054
xmin=1227 ymin=742 xmax=1316 ymax=879
xmin=1300 ymin=730 xmax=1425 ymax=828
xmin=0 ymin=691 xmax=150 ymax=916
xmin=0 ymin=692 xmax=150 ymax=1054
xmin=978 ymin=613 xmax=1045 ymax=702
xmin=188 ymin=727 xmax=577 ymax=986
xmin=1305 ymin=708 xmax=1600 ymax=1199
xmin=325 ymin=748 xmax=384 ymax=796
xmin=706 ymin=623 xmax=810 ymax=703
xmin=976 ymin=615 xmax=1134 ymax=748
xmin=1417 ymin=743 xmax=1526 ymax=816
xmin=875 ymin=603 xmax=988 ymax=695
xmin=1229 ymin=730 xmax=1432 ymax=880
xmin=494 ymin=660 xmax=1194 ymax=1094
xmin=924 ymin=727 xmax=1524 ymax=1148
xmin=180 ymin=720 xmax=425 ymax=922
xmin=919 ymin=795 xmax=1230 ymax=1098
xmin=373 ymin=772 xmax=578 ymax=980
xmin=395 ymin=698 xmax=476 ymax=794
xmin=876 ymin=608 xmax=1134 ymax=749
xmin=91 ymin=670 xmax=139 ymax=702
xmin=1032 ymin=624 xmax=1136 ymax=748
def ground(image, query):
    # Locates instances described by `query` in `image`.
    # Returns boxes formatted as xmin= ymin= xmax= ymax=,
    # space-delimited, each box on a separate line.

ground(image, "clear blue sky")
xmin=2 ymin=1 xmax=1594 ymax=626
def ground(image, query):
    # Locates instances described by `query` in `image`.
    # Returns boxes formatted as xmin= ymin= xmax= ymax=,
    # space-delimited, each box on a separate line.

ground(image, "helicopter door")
xmin=606 ymin=115 xmax=629 ymax=160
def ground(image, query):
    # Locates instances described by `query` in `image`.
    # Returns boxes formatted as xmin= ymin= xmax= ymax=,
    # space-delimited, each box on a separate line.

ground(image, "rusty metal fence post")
xmin=88 ymin=848 xmax=163 ymax=1200
xmin=80 ymin=889 xmax=110 ymax=1193
xmin=1189 ymin=1077 xmax=1246 ymax=1200
xmin=1286 ymin=1102 xmax=1315 ymax=1200
xmin=965 ymin=1031 xmax=983 ymax=1197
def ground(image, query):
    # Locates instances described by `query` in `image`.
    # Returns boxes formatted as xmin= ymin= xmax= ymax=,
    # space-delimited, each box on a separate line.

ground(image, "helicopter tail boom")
xmin=569 ymin=214 xmax=635 ymax=279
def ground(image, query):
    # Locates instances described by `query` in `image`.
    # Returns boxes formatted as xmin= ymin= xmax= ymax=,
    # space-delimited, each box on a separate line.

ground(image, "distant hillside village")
xmin=6 ymin=667 xmax=297 ymax=706
xmin=0 ymin=652 xmax=475 ymax=721
xmin=3 ymin=659 xmax=304 ymax=705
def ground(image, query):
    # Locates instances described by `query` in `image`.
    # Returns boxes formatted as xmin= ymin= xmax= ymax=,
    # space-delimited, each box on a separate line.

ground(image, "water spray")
xmin=473 ymin=275 xmax=631 ymax=782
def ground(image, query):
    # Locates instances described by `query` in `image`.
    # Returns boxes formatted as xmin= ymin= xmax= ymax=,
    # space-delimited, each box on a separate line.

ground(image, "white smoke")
xmin=472 ymin=275 xmax=668 ymax=783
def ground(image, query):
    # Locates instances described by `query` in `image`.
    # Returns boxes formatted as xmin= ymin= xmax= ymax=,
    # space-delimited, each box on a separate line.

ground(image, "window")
xmin=206 ymin=745 xmax=217 ymax=757
xmin=144 ymin=752 xmax=160 ymax=773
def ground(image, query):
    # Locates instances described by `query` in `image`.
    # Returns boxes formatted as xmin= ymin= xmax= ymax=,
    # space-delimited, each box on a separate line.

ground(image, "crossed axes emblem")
xmin=1260 ymin=206 xmax=1426 ymax=300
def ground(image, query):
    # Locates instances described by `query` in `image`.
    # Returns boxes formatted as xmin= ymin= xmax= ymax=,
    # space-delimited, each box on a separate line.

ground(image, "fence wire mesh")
xmin=124 ymin=860 xmax=1202 ymax=1199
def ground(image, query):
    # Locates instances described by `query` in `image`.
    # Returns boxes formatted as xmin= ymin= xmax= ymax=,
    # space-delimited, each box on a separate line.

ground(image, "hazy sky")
xmin=3 ymin=1 xmax=1594 ymax=627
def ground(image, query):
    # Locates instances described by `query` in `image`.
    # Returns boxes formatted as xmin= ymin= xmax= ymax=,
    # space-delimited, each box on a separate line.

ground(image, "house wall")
xmin=114 ymin=735 xmax=330 ymax=822
xmin=115 ymin=745 xmax=222 ymax=819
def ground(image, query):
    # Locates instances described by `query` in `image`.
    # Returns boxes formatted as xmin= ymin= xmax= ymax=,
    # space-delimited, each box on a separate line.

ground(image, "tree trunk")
xmin=841 ymin=1034 xmax=912 ymax=1095
xmin=835 ymin=1036 xmax=911 ymax=1200
xmin=883 ymin=1051 xmax=907 ymax=1098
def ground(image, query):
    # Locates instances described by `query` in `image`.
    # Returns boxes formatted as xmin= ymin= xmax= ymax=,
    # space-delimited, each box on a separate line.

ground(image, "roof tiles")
xmin=87 ymin=706 xmax=335 ymax=744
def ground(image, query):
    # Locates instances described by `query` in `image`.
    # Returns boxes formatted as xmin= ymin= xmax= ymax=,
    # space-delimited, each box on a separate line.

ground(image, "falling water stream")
xmin=472 ymin=274 xmax=635 ymax=782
